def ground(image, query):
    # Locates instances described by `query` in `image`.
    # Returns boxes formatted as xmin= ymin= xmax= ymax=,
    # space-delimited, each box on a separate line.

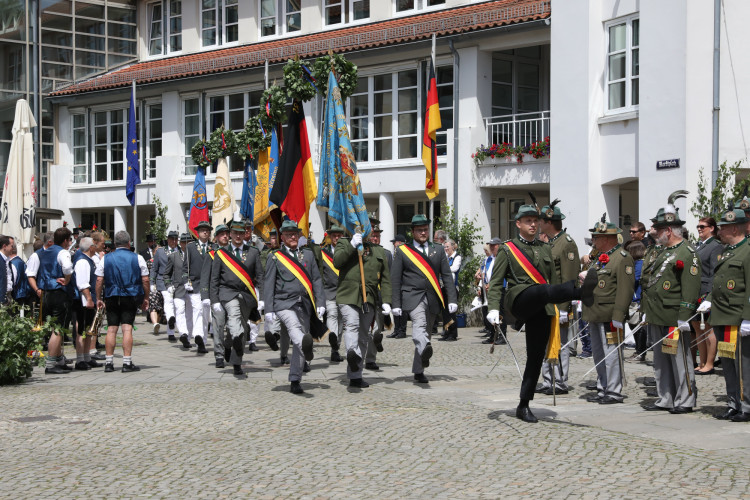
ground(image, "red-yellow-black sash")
xmin=398 ymin=245 xmax=444 ymax=308
xmin=208 ymin=250 xmax=215 ymax=260
xmin=718 ymin=325 xmax=738 ymax=359
xmin=505 ymin=241 xmax=560 ymax=362
xmin=216 ymin=249 xmax=257 ymax=302
xmin=275 ymin=250 xmax=316 ymax=309
xmin=321 ymin=250 xmax=339 ymax=276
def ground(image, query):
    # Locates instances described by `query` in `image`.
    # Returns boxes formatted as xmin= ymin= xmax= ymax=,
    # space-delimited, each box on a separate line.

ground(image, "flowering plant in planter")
xmin=472 ymin=136 xmax=550 ymax=165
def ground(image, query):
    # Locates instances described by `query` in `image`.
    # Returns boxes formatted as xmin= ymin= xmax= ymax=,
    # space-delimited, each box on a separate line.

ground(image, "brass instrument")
xmin=86 ymin=305 xmax=105 ymax=338
xmin=32 ymin=290 xmax=44 ymax=331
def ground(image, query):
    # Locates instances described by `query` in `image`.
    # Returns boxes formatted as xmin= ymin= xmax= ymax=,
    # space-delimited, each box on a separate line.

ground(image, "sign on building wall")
xmin=656 ymin=159 xmax=680 ymax=169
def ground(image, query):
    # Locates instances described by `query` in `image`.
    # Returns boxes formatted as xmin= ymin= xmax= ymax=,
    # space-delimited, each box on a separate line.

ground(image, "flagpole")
xmin=431 ymin=33 xmax=436 ymax=67
xmin=265 ymin=60 xmax=269 ymax=88
xmin=132 ymin=79 xmax=138 ymax=250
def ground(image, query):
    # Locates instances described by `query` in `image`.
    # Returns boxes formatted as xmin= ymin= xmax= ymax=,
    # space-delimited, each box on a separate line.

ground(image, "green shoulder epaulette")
xmin=620 ymin=250 xmax=627 ymax=257
xmin=566 ymin=234 xmax=573 ymax=242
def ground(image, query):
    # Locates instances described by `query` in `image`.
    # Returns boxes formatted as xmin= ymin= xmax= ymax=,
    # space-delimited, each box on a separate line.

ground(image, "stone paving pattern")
xmin=2 ymin=317 xmax=750 ymax=498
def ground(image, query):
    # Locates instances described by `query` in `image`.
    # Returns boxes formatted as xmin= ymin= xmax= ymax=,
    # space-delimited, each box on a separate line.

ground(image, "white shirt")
xmin=484 ymin=254 xmax=496 ymax=284
xmin=95 ymin=248 xmax=149 ymax=278
xmin=75 ymin=255 xmax=95 ymax=306
xmin=26 ymin=247 xmax=73 ymax=278
xmin=1 ymin=254 xmax=11 ymax=293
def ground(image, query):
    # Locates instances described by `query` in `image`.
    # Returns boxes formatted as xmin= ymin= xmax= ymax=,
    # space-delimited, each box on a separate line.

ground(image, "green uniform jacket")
xmin=705 ymin=237 xmax=750 ymax=326
xmin=549 ymin=231 xmax=580 ymax=311
xmin=333 ymin=238 xmax=392 ymax=309
xmin=487 ymin=237 xmax=559 ymax=316
xmin=581 ymin=245 xmax=635 ymax=324
xmin=641 ymin=240 xmax=700 ymax=326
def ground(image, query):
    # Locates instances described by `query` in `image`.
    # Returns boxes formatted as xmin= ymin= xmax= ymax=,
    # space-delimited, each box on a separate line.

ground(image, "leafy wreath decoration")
xmin=283 ymin=58 xmax=318 ymax=103
xmin=260 ymin=85 xmax=288 ymax=131
xmin=190 ymin=139 xmax=213 ymax=170
xmin=236 ymin=113 xmax=272 ymax=161
xmin=313 ymin=53 xmax=358 ymax=100
xmin=209 ymin=125 xmax=237 ymax=159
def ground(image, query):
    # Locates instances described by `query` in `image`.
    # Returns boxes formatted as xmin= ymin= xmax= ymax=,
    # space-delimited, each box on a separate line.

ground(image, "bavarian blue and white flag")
xmin=316 ymin=71 xmax=371 ymax=238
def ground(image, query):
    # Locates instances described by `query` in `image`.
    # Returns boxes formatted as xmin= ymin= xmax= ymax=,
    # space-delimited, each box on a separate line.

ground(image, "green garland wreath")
xmin=236 ymin=113 xmax=273 ymax=161
xmin=259 ymin=85 xmax=288 ymax=130
xmin=313 ymin=53 xmax=358 ymax=100
xmin=209 ymin=125 xmax=238 ymax=159
xmin=283 ymin=58 xmax=318 ymax=103
xmin=190 ymin=139 xmax=213 ymax=169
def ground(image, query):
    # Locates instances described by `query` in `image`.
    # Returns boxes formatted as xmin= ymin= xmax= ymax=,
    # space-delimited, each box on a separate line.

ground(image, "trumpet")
xmin=32 ymin=290 xmax=44 ymax=331
xmin=86 ymin=305 xmax=105 ymax=338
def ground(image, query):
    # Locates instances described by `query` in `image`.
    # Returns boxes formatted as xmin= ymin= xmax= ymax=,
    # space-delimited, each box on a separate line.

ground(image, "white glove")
xmin=184 ymin=283 xmax=193 ymax=292
xmin=265 ymin=312 xmax=277 ymax=323
xmin=559 ymin=311 xmax=568 ymax=324
xmin=350 ymin=233 xmax=363 ymax=248
xmin=382 ymin=303 xmax=391 ymax=315
xmin=202 ymin=298 xmax=210 ymax=307
xmin=212 ymin=303 xmax=223 ymax=314
xmin=150 ymin=284 xmax=156 ymax=293
xmin=486 ymin=309 xmax=500 ymax=325
xmin=392 ymin=308 xmax=402 ymax=316
xmin=576 ymin=300 xmax=583 ymax=313
xmin=167 ymin=286 xmax=175 ymax=294
xmin=316 ymin=306 xmax=326 ymax=320
xmin=677 ymin=320 xmax=691 ymax=332
xmin=612 ymin=320 xmax=623 ymax=330
xmin=697 ymin=300 xmax=711 ymax=313
xmin=448 ymin=303 xmax=458 ymax=314
xmin=257 ymin=300 xmax=265 ymax=312
xmin=741 ymin=320 xmax=750 ymax=337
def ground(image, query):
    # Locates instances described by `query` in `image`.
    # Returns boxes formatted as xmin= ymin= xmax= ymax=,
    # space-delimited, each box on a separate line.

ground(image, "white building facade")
xmin=47 ymin=0 xmax=750 ymax=251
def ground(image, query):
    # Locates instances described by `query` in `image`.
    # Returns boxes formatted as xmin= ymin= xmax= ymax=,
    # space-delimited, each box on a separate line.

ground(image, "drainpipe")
xmin=711 ymin=0 xmax=720 ymax=188
xmin=30 ymin=0 xmax=40 ymax=206
xmin=448 ymin=39 xmax=459 ymax=213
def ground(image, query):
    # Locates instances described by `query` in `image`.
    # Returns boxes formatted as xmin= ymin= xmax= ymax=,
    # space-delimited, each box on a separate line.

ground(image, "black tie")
xmin=235 ymin=248 xmax=241 ymax=258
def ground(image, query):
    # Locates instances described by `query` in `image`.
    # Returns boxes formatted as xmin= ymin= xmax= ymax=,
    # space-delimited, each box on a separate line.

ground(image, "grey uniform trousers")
xmin=223 ymin=295 xmax=251 ymax=366
xmin=588 ymin=322 xmax=624 ymax=400
xmin=716 ymin=329 xmax=750 ymax=413
xmin=211 ymin=306 xmax=227 ymax=360
xmin=366 ymin=307 xmax=384 ymax=364
xmin=541 ymin=323 xmax=571 ymax=391
xmin=276 ymin=304 xmax=312 ymax=382
xmin=407 ymin=297 xmax=437 ymax=374
xmin=264 ymin=315 xmax=290 ymax=360
xmin=326 ymin=299 xmax=342 ymax=352
xmin=340 ymin=304 xmax=376 ymax=379
xmin=649 ymin=324 xmax=697 ymax=409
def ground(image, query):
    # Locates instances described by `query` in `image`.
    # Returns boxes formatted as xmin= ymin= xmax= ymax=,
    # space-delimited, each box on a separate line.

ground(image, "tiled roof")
xmin=50 ymin=0 xmax=550 ymax=96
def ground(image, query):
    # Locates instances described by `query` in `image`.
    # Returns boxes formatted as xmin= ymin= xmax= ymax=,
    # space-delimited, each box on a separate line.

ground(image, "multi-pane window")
xmin=72 ymin=114 xmax=87 ymax=184
xmin=168 ymin=1 xmax=182 ymax=51
xmin=396 ymin=70 xmax=418 ymax=160
xmin=184 ymin=98 xmax=201 ymax=175
xmin=491 ymin=47 xmax=542 ymax=117
xmin=260 ymin=0 xmax=301 ymax=37
xmin=324 ymin=0 xmax=370 ymax=26
xmin=148 ymin=2 xmax=163 ymax=55
xmin=395 ymin=0 xmax=444 ymax=14
xmin=92 ymin=109 xmax=126 ymax=183
xmin=434 ymin=65 xmax=453 ymax=156
xmin=349 ymin=77 xmax=369 ymax=162
xmin=202 ymin=0 xmax=238 ymax=47
xmin=208 ymin=91 xmax=264 ymax=172
xmin=606 ymin=16 xmax=639 ymax=111
xmin=146 ymin=104 xmax=162 ymax=179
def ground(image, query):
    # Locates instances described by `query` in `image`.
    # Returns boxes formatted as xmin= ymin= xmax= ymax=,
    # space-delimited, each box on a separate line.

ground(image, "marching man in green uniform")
xmin=333 ymin=228 xmax=392 ymax=388
xmin=580 ymin=215 xmax=634 ymax=404
xmin=321 ymin=225 xmax=345 ymax=363
xmin=391 ymin=214 xmax=457 ymax=384
xmin=486 ymin=202 xmax=590 ymax=423
xmin=641 ymin=191 xmax=700 ymax=414
xmin=537 ymin=199 xmax=580 ymax=395
xmin=697 ymin=207 xmax=750 ymax=422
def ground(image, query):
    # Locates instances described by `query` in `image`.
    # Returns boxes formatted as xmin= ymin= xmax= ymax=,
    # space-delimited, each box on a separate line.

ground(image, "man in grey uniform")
xmin=320 ymin=225 xmax=345 ymax=362
xmin=391 ymin=214 xmax=457 ymax=383
xmin=201 ymin=224 xmax=227 ymax=368
xmin=151 ymin=230 xmax=179 ymax=341
xmin=183 ymin=220 xmax=213 ymax=354
xmin=263 ymin=220 xmax=325 ymax=394
xmin=164 ymin=233 xmax=191 ymax=349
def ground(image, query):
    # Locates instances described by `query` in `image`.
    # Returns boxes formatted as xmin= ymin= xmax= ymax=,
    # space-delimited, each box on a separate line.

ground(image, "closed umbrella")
xmin=0 ymin=99 xmax=37 ymax=251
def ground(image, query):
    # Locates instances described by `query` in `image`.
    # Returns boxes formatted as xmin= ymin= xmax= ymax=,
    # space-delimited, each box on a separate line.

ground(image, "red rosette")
xmin=675 ymin=260 xmax=684 ymax=270
xmin=598 ymin=254 xmax=610 ymax=264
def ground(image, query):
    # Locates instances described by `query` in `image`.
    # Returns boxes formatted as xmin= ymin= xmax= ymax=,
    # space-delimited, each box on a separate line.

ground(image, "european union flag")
xmin=125 ymin=83 xmax=141 ymax=206
xmin=240 ymin=157 xmax=256 ymax=220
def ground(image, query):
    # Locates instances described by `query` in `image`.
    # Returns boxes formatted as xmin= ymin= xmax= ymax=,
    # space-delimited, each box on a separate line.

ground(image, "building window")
xmin=72 ymin=114 xmax=88 ymax=184
xmin=491 ymin=47 xmax=542 ymax=117
xmin=202 ymin=0 xmax=238 ymax=47
xmin=183 ymin=98 xmax=201 ymax=175
xmin=324 ymin=0 xmax=369 ymax=25
xmin=395 ymin=0 xmax=444 ymax=14
xmin=168 ymin=1 xmax=182 ymax=52
xmin=260 ymin=0 xmax=301 ymax=37
xmin=148 ymin=2 xmax=163 ymax=56
xmin=207 ymin=90 xmax=265 ymax=173
xmin=432 ymin=64 xmax=453 ymax=156
xmin=146 ymin=104 xmax=162 ymax=179
xmin=92 ymin=109 xmax=126 ymax=183
xmin=606 ymin=16 xmax=639 ymax=111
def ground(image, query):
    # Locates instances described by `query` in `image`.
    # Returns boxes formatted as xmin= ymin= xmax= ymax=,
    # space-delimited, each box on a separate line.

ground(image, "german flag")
xmin=269 ymin=100 xmax=317 ymax=236
xmin=422 ymin=60 xmax=441 ymax=200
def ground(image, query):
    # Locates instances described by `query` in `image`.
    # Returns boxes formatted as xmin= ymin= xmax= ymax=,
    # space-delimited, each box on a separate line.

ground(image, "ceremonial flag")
xmin=253 ymin=126 xmax=280 ymax=239
xmin=125 ymin=83 xmax=141 ymax=206
xmin=269 ymin=100 xmax=316 ymax=237
xmin=422 ymin=60 xmax=441 ymax=200
xmin=316 ymin=71 xmax=371 ymax=238
xmin=211 ymin=157 xmax=236 ymax=227
xmin=188 ymin=166 xmax=208 ymax=238
xmin=240 ymin=157 xmax=256 ymax=220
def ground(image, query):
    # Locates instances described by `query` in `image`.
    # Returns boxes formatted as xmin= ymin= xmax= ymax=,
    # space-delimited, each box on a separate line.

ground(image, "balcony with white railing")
xmin=484 ymin=111 xmax=550 ymax=151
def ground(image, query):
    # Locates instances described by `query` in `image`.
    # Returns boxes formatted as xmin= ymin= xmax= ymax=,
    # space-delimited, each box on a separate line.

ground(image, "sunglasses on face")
xmin=696 ymin=225 xmax=709 ymax=230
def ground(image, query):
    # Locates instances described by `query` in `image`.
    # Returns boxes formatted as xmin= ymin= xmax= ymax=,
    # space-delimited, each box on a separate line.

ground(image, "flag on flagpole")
xmin=317 ymin=71 xmax=371 ymax=238
xmin=422 ymin=60 xmax=441 ymax=200
xmin=240 ymin=157 xmax=256 ymax=221
xmin=253 ymin=126 xmax=280 ymax=239
xmin=188 ymin=166 xmax=208 ymax=238
xmin=211 ymin=157 xmax=236 ymax=227
xmin=269 ymin=100 xmax=317 ymax=237
xmin=125 ymin=83 xmax=141 ymax=206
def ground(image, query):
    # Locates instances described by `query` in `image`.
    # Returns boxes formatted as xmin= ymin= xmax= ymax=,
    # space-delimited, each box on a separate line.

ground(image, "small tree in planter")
xmin=146 ymin=194 xmax=170 ymax=245
xmin=0 ymin=304 xmax=55 ymax=385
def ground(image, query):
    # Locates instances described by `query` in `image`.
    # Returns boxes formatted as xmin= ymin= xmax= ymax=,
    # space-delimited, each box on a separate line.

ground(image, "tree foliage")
xmin=0 ymin=304 xmax=55 ymax=385
xmin=690 ymin=160 xmax=750 ymax=220
xmin=146 ymin=194 xmax=170 ymax=244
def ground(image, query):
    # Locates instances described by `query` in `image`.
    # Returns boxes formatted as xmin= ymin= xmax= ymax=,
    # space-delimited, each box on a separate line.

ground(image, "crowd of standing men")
xmin=2 ymin=189 xmax=749 ymax=424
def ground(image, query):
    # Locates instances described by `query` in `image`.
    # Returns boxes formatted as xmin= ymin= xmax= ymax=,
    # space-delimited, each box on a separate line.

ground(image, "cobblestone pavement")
xmin=2 ymin=317 xmax=750 ymax=498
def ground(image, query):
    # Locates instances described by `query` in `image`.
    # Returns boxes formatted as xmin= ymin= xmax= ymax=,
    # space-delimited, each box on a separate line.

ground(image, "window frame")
xmin=90 ymin=108 xmax=128 ymax=185
xmin=392 ymin=0 xmax=445 ymax=17
xmin=183 ymin=95 xmax=203 ymax=176
xmin=322 ymin=0 xmax=370 ymax=28
xmin=147 ymin=0 xmax=182 ymax=57
xmin=604 ymin=14 xmax=639 ymax=115
xmin=259 ymin=0 xmax=303 ymax=38
xmin=71 ymin=113 xmax=88 ymax=184
xmin=145 ymin=102 xmax=162 ymax=180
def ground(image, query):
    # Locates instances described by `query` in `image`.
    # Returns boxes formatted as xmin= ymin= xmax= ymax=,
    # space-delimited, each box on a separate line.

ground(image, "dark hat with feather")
xmin=541 ymin=198 xmax=565 ymax=221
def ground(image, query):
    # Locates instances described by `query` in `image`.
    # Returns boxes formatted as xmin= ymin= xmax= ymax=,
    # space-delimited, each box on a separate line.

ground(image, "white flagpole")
xmin=132 ymin=79 xmax=138 ymax=250
xmin=431 ymin=33 xmax=436 ymax=67
xmin=265 ymin=60 xmax=269 ymax=88
xmin=429 ymin=33 xmax=436 ymax=237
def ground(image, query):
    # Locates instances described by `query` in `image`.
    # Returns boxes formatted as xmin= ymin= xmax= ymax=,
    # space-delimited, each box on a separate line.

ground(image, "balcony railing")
xmin=485 ymin=111 xmax=550 ymax=150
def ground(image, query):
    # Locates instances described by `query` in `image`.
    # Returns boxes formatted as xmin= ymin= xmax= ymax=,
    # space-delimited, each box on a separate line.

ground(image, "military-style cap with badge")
xmin=167 ymin=230 xmax=179 ymax=239
xmin=370 ymin=216 xmax=382 ymax=233
xmin=589 ymin=213 xmax=623 ymax=235
xmin=194 ymin=220 xmax=212 ymax=231
xmin=328 ymin=224 xmax=345 ymax=234
xmin=717 ymin=206 xmax=749 ymax=226
xmin=214 ymin=224 xmax=229 ymax=236
xmin=541 ymin=199 xmax=566 ymax=221
xmin=279 ymin=220 xmax=301 ymax=233
xmin=228 ymin=219 xmax=247 ymax=232
xmin=650 ymin=190 xmax=689 ymax=228
xmin=179 ymin=232 xmax=192 ymax=242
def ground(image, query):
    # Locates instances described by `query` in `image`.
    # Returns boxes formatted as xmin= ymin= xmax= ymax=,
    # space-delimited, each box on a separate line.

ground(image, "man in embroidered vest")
xmin=184 ymin=220 xmax=213 ymax=354
xmin=209 ymin=219 xmax=263 ymax=376
xmin=334 ymin=227 xmax=392 ymax=388
xmin=263 ymin=220 xmax=325 ymax=394
xmin=579 ymin=215 xmax=634 ymax=404
xmin=322 ymin=225 xmax=345 ymax=363
xmin=95 ymin=231 xmax=150 ymax=372
xmin=27 ymin=227 xmax=75 ymax=374
xmin=641 ymin=191 xmax=700 ymax=414
xmin=72 ymin=237 xmax=103 ymax=370
xmin=697 ymin=207 xmax=750 ymax=421
xmin=365 ymin=219 xmax=391 ymax=370
xmin=151 ymin=230 xmax=179 ymax=341
xmin=486 ymin=203 xmax=589 ymax=423
xmin=201 ymin=224 xmax=228 ymax=368
xmin=391 ymin=214 xmax=457 ymax=384
xmin=8 ymin=238 xmax=32 ymax=316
